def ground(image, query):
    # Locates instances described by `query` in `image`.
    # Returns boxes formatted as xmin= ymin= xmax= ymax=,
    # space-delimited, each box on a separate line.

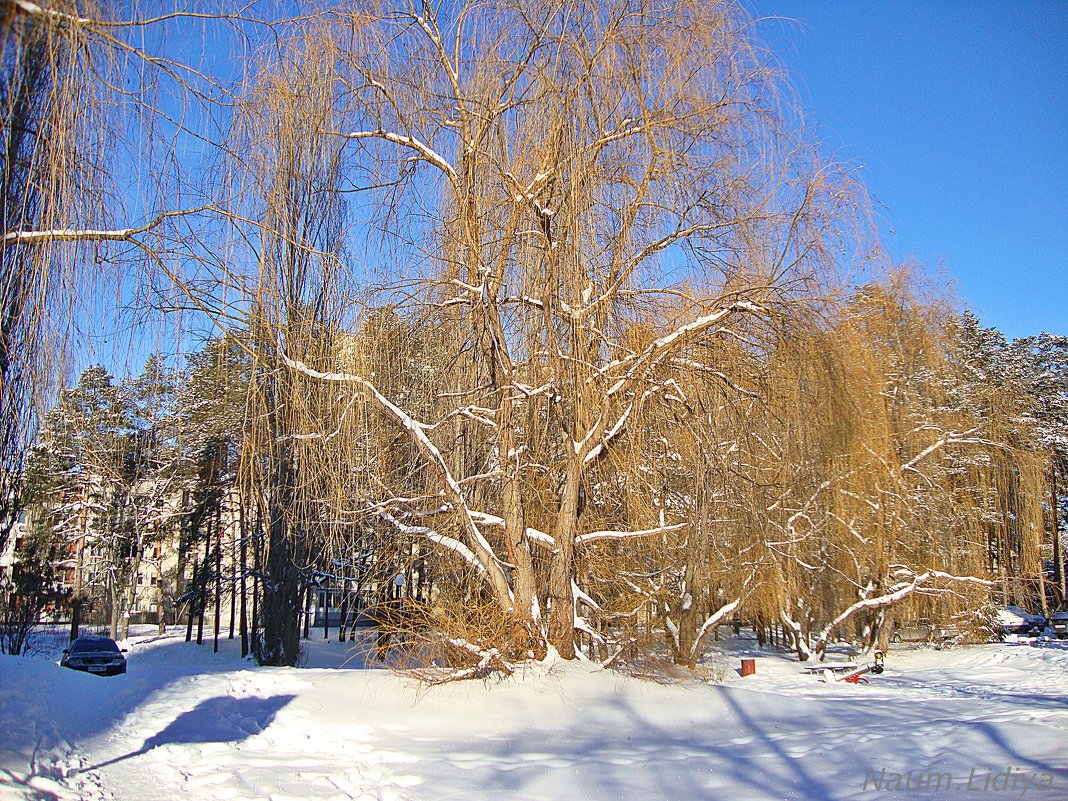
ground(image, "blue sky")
xmin=749 ymin=1 xmax=1068 ymax=339
xmin=80 ymin=1 xmax=1068 ymax=383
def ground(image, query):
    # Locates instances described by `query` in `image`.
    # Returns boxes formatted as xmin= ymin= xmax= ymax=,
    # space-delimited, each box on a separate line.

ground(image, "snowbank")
xmin=2 ymin=628 xmax=1066 ymax=800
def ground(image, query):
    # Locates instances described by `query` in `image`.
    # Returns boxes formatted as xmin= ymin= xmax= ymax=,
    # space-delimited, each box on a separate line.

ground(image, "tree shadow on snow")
xmin=414 ymin=682 xmax=1068 ymax=801
xmin=77 ymin=693 xmax=295 ymax=774
xmin=414 ymin=687 xmax=841 ymax=801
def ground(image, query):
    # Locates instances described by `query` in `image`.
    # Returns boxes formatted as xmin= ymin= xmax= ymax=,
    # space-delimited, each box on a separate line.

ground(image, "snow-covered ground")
xmin=2 ymin=629 xmax=1067 ymax=801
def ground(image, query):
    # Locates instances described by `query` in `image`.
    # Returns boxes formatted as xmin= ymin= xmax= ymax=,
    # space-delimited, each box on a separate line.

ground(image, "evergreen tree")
xmin=176 ymin=337 xmax=251 ymax=645
xmin=28 ymin=366 xmax=131 ymax=627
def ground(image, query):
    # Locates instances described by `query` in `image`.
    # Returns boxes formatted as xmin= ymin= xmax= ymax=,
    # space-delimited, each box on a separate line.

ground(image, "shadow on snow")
xmin=78 ymin=694 xmax=296 ymax=774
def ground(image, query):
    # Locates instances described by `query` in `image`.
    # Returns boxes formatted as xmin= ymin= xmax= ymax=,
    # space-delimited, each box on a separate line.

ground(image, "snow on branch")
xmin=582 ymin=402 xmax=634 ymax=465
xmin=603 ymin=300 xmax=766 ymax=401
xmin=332 ymin=129 xmax=459 ymax=190
xmin=812 ymin=569 xmax=995 ymax=658
xmin=689 ymin=598 xmax=741 ymax=662
xmin=900 ymin=428 xmax=991 ymax=474
xmin=280 ymin=353 xmax=513 ymax=606
xmin=815 ymin=577 xmax=927 ymax=652
xmin=11 ymin=0 xmax=91 ymax=25
xmin=572 ymin=580 xmax=602 ymax=614
xmin=669 ymin=358 xmax=761 ymax=398
xmin=379 ymin=513 xmax=485 ymax=575
xmin=575 ymin=522 xmax=686 ymax=547
xmin=414 ymin=638 xmax=514 ymax=685
xmin=12 ymin=1 xmax=266 ymax=28
xmin=468 ymin=511 xmax=556 ymax=549
xmin=927 ymin=570 xmax=994 ymax=586
xmin=2 ymin=207 xmax=205 ymax=249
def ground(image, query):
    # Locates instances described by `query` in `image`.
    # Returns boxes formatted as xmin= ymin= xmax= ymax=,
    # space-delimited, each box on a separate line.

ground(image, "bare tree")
xmin=278 ymin=0 xmax=853 ymax=660
xmin=224 ymin=25 xmax=350 ymax=666
xmin=7 ymin=0 xmax=1053 ymax=674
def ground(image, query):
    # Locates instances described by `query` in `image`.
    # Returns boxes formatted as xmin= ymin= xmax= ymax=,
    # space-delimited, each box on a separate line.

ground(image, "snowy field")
xmin=2 ymin=628 xmax=1067 ymax=801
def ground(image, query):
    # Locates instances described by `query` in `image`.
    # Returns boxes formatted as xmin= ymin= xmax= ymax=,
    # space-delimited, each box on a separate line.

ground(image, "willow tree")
xmin=222 ymin=27 xmax=351 ymax=666
xmin=752 ymin=277 xmax=1048 ymax=660
xmin=281 ymin=0 xmax=853 ymax=660
xmin=1 ymin=0 xmax=99 ymax=546
xmin=0 ymin=1 xmax=274 ymax=550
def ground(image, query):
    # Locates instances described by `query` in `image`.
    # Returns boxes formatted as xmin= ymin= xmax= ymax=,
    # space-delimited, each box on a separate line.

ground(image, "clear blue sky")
xmin=749 ymin=1 xmax=1068 ymax=340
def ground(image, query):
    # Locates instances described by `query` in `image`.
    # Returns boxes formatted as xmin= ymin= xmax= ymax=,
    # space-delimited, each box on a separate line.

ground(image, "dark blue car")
xmin=61 ymin=636 xmax=127 ymax=676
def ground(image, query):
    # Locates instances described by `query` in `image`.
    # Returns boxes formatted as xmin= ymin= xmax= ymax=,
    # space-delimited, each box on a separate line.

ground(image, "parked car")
xmin=1050 ymin=609 xmax=1068 ymax=639
xmin=995 ymin=605 xmax=1046 ymax=636
xmin=61 ymin=636 xmax=127 ymax=676
xmin=890 ymin=619 xmax=958 ymax=644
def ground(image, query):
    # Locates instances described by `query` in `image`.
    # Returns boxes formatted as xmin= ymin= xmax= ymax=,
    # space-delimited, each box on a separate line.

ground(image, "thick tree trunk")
xmin=259 ymin=455 xmax=303 ymax=667
xmin=499 ymin=408 xmax=541 ymax=657
xmin=547 ymin=461 xmax=582 ymax=659
xmin=260 ymin=524 xmax=302 ymax=665
xmin=673 ymin=468 xmax=711 ymax=667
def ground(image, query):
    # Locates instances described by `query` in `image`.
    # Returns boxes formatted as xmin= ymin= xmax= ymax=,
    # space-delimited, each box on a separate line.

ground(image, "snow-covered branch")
xmin=901 ymin=428 xmax=987 ymax=473
xmin=332 ymin=130 xmax=459 ymax=190
xmin=415 ymin=638 xmax=514 ymax=685
xmin=582 ymin=403 xmax=634 ymax=466
xmin=280 ymin=353 xmax=514 ymax=607
xmin=379 ymin=513 xmax=485 ymax=575
xmin=689 ymin=598 xmax=741 ymax=662
xmin=574 ymin=522 xmax=686 ymax=547
xmin=468 ymin=511 xmax=556 ymax=549
xmin=2 ymin=207 xmax=204 ymax=249
xmin=812 ymin=569 xmax=995 ymax=658
xmin=602 ymin=300 xmax=766 ymax=401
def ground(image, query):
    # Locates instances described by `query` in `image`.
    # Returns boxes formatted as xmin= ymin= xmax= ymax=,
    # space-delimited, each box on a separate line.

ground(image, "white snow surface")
xmin=2 ymin=629 xmax=1067 ymax=801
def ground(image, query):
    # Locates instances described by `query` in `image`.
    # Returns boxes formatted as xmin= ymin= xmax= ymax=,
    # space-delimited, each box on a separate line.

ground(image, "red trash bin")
xmin=741 ymin=657 xmax=756 ymax=676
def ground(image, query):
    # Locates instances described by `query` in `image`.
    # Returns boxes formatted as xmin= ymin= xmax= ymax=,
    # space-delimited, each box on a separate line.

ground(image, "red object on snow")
xmin=741 ymin=658 xmax=756 ymax=676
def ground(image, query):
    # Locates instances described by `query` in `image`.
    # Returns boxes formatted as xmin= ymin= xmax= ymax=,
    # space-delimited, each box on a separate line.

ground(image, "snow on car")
xmin=1050 ymin=609 xmax=1068 ymax=639
xmin=995 ymin=605 xmax=1046 ymax=636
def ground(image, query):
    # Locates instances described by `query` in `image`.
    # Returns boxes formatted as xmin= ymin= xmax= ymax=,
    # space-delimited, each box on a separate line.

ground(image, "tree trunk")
xmin=239 ymin=501 xmax=249 ymax=658
xmin=156 ymin=560 xmax=166 ymax=635
xmin=185 ymin=556 xmax=197 ymax=643
xmin=251 ymin=514 xmax=261 ymax=656
xmin=1052 ymin=464 xmax=1065 ymax=608
xmin=196 ymin=519 xmax=209 ymax=646
xmin=322 ymin=574 xmax=330 ymax=640
xmin=213 ymin=505 xmax=222 ymax=654
xmin=229 ymin=503 xmax=237 ymax=640
xmin=501 ymin=438 xmax=541 ymax=656
xmin=259 ymin=453 xmax=303 ymax=667
xmin=69 ymin=598 xmax=81 ymax=642
xmin=547 ymin=460 xmax=582 ymax=659
xmin=118 ymin=546 xmax=143 ymax=641
xmin=338 ymin=585 xmax=349 ymax=643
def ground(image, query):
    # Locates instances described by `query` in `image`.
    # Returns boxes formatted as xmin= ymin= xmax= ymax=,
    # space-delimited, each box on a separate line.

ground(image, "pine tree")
xmin=28 ymin=366 xmax=131 ymax=632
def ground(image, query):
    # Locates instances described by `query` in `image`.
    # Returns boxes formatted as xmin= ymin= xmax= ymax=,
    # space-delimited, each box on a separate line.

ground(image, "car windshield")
xmin=70 ymin=638 xmax=119 ymax=653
